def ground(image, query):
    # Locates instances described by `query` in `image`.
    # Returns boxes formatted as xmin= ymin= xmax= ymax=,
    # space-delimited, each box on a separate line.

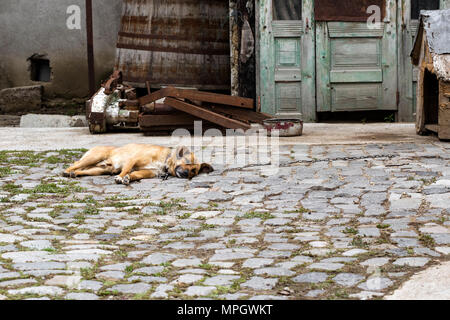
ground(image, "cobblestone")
xmin=0 ymin=142 xmax=448 ymax=300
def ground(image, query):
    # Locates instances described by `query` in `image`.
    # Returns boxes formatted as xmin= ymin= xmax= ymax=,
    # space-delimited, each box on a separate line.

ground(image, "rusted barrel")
xmin=115 ymin=0 xmax=230 ymax=90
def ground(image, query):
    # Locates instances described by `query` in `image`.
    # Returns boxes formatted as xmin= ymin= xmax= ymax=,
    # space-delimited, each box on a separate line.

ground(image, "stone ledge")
xmin=20 ymin=114 xmax=88 ymax=128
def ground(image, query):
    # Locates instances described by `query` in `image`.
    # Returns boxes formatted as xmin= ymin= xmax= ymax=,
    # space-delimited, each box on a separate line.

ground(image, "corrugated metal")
xmin=115 ymin=0 xmax=230 ymax=90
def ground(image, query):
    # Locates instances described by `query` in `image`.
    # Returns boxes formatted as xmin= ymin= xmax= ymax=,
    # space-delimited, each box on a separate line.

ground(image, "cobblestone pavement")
xmin=0 ymin=141 xmax=449 ymax=300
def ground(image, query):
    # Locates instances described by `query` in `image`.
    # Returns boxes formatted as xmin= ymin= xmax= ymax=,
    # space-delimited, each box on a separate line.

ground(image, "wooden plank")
xmin=259 ymin=0 xmax=276 ymax=116
xmin=316 ymin=21 xmax=331 ymax=112
xmin=141 ymin=103 xmax=175 ymax=115
xmin=398 ymin=0 xmax=415 ymax=122
xmin=165 ymin=87 xmax=254 ymax=109
xmin=425 ymin=124 xmax=439 ymax=132
xmin=164 ymin=98 xmax=251 ymax=130
xmin=438 ymin=125 xmax=450 ymax=139
xmin=139 ymin=114 xmax=199 ymax=127
xmin=138 ymin=88 xmax=171 ymax=106
xmin=139 ymin=87 xmax=254 ymax=110
xmin=204 ymin=104 xmax=273 ymax=124
xmin=301 ymin=0 xmax=316 ymax=122
xmin=330 ymin=70 xmax=383 ymax=83
xmin=416 ymin=36 xmax=427 ymax=135
xmin=272 ymin=21 xmax=303 ymax=37
xmin=327 ymin=22 xmax=384 ymax=38
xmin=381 ymin=0 xmax=398 ymax=112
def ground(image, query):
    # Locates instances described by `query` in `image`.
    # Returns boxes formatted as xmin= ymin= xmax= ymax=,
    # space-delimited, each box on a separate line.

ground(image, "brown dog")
xmin=64 ymin=144 xmax=214 ymax=185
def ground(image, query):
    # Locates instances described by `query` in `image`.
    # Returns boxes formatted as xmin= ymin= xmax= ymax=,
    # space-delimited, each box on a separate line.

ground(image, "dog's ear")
xmin=175 ymin=146 xmax=191 ymax=159
xmin=199 ymin=163 xmax=214 ymax=174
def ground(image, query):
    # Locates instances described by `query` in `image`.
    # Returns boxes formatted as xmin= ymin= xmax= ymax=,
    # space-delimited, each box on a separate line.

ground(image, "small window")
xmin=273 ymin=0 xmax=302 ymax=21
xmin=28 ymin=55 xmax=51 ymax=82
xmin=411 ymin=0 xmax=440 ymax=20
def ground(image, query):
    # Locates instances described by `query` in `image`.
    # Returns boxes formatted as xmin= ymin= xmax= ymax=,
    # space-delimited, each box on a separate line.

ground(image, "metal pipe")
xmin=86 ymin=0 xmax=95 ymax=97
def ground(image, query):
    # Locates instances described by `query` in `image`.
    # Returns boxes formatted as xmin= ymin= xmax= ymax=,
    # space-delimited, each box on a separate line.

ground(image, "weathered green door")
xmin=316 ymin=1 xmax=398 ymax=113
xmin=398 ymin=0 xmax=447 ymax=121
xmin=258 ymin=0 xmax=316 ymax=121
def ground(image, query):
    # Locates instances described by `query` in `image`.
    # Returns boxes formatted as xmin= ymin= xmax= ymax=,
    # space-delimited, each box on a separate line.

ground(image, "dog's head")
xmin=165 ymin=146 xmax=214 ymax=180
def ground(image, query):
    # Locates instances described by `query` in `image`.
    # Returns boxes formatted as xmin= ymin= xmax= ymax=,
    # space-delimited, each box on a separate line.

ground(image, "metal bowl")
xmin=263 ymin=119 xmax=304 ymax=137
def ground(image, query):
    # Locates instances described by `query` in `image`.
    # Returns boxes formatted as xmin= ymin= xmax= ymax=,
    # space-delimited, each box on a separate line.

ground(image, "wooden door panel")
xmin=330 ymin=70 xmax=383 ymax=83
xmin=259 ymin=0 xmax=315 ymax=121
xmin=276 ymin=83 xmax=302 ymax=113
xmin=316 ymin=0 xmax=397 ymax=113
xmin=332 ymin=83 xmax=383 ymax=111
xmin=276 ymin=39 xmax=301 ymax=67
xmin=331 ymin=38 xmax=381 ymax=68
xmin=327 ymin=22 xmax=385 ymax=38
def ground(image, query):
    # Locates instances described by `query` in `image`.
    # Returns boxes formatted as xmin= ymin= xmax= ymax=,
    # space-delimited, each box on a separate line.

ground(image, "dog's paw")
xmin=122 ymin=175 xmax=130 ymax=186
xmin=64 ymin=171 xmax=77 ymax=178
xmin=114 ymin=175 xmax=123 ymax=184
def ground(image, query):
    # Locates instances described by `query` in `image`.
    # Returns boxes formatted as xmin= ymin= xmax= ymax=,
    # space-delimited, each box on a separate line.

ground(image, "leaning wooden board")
xmin=139 ymin=113 xmax=199 ymax=127
xmin=164 ymin=98 xmax=252 ymax=130
xmin=204 ymin=104 xmax=272 ymax=124
xmin=139 ymin=87 xmax=254 ymax=110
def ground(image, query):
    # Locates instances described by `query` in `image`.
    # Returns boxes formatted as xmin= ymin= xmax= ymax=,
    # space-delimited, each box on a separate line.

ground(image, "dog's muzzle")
xmin=175 ymin=166 xmax=189 ymax=179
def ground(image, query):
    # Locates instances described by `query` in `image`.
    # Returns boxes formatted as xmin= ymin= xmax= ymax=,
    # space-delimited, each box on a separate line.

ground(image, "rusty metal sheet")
xmin=115 ymin=0 xmax=230 ymax=90
xmin=315 ymin=0 xmax=386 ymax=22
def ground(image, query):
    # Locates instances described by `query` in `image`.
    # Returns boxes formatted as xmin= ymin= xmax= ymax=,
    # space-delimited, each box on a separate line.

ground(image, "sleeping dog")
xmin=63 ymin=144 xmax=214 ymax=185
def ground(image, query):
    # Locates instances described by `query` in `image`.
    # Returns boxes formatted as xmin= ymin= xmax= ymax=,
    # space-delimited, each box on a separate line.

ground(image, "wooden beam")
xmin=204 ymin=104 xmax=273 ymax=124
xmin=424 ymin=124 xmax=439 ymax=133
xmin=164 ymin=98 xmax=251 ymax=130
xmin=165 ymin=88 xmax=254 ymax=109
xmin=138 ymin=88 xmax=171 ymax=106
xmin=141 ymin=103 xmax=176 ymax=115
xmin=139 ymin=114 xmax=199 ymax=127
xmin=139 ymin=87 xmax=254 ymax=110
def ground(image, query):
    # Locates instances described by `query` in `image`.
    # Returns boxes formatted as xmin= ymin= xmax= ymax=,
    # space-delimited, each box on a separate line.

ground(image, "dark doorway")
xmin=411 ymin=0 xmax=440 ymax=19
xmin=423 ymin=69 xmax=439 ymax=125
xmin=29 ymin=55 xmax=51 ymax=82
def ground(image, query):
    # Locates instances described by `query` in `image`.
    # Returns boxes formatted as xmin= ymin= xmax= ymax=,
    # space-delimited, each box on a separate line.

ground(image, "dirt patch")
xmin=0 ymin=115 xmax=21 ymax=127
